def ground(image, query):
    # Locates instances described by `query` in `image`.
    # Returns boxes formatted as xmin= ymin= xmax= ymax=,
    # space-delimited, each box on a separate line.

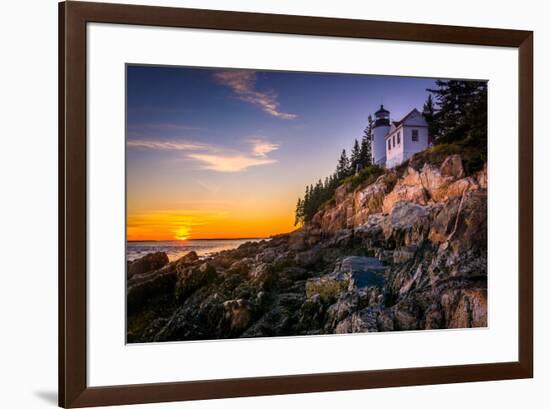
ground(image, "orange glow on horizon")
xmin=126 ymin=209 xmax=295 ymax=241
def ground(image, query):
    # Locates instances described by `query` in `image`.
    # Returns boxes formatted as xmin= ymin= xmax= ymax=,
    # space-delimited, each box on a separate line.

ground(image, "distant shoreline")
xmin=127 ymin=237 xmax=269 ymax=243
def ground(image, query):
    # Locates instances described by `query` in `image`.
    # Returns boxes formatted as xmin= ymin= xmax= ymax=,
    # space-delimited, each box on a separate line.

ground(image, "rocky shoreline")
xmin=127 ymin=154 xmax=487 ymax=343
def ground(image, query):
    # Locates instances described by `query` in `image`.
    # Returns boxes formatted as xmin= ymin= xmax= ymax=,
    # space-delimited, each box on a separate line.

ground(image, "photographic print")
xmin=126 ymin=65 xmax=488 ymax=343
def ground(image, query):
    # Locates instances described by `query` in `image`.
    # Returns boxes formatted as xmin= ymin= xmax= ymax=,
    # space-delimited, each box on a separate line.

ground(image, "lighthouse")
xmin=372 ymin=105 xmax=391 ymax=167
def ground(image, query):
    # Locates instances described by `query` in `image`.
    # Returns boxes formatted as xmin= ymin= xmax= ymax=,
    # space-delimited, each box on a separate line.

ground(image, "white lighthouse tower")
xmin=372 ymin=105 xmax=391 ymax=167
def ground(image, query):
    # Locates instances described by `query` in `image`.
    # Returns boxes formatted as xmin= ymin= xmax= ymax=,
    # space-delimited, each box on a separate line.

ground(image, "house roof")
xmin=385 ymin=108 xmax=427 ymax=138
xmin=393 ymin=108 xmax=421 ymax=127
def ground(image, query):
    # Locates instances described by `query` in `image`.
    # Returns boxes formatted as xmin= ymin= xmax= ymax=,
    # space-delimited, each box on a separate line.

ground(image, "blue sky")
xmin=126 ymin=65 xmax=437 ymax=240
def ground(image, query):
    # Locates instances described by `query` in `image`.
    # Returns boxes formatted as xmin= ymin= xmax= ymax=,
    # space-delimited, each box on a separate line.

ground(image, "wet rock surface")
xmin=127 ymin=154 xmax=488 ymax=342
xmin=127 ymin=251 xmax=169 ymax=278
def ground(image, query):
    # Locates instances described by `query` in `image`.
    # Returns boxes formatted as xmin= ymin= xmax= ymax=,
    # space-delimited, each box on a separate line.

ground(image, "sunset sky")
xmin=126 ymin=65 xmax=436 ymax=241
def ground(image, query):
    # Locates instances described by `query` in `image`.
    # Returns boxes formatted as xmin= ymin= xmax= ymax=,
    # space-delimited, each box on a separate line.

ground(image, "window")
xmin=392 ymin=135 xmax=396 ymax=147
xmin=397 ymin=131 xmax=400 ymax=145
xmin=388 ymin=139 xmax=391 ymax=150
xmin=412 ymin=129 xmax=419 ymax=142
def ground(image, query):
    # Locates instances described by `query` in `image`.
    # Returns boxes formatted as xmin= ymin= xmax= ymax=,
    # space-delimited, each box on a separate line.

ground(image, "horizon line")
xmin=127 ymin=237 xmax=270 ymax=243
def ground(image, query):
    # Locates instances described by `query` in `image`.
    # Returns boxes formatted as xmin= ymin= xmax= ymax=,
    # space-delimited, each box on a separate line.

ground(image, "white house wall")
xmin=402 ymin=125 xmax=429 ymax=162
xmin=385 ymin=127 xmax=404 ymax=168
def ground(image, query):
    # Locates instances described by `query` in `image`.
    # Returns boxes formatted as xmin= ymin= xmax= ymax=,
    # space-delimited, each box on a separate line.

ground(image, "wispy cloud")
xmin=214 ymin=70 xmax=297 ymax=120
xmin=129 ymin=122 xmax=204 ymax=131
xmin=128 ymin=137 xmax=280 ymax=173
xmin=248 ymin=138 xmax=280 ymax=157
xmin=187 ymin=153 xmax=276 ymax=172
xmin=127 ymin=139 xmax=208 ymax=151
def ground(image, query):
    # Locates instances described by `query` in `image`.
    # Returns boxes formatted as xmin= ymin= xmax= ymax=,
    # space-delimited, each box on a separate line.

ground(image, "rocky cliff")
xmin=127 ymin=154 xmax=487 ymax=342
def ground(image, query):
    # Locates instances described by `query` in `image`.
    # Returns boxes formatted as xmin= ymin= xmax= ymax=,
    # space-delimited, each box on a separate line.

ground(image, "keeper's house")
xmin=371 ymin=105 xmax=430 ymax=168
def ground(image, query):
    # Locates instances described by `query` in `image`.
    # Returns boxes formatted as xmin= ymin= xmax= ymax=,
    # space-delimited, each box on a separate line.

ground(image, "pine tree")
xmin=304 ymin=184 xmax=314 ymax=221
xmin=350 ymin=139 xmax=361 ymax=175
xmin=294 ymin=198 xmax=303 ymax=226
xmin=336 ymin=149 xmax=351 ymax=180
xmin=422 ymin=94 xmax=437 ymax=141
xmin=427 ymin=80 xmax=487 ymax=149
xmin=359 ymin=114 xmax=374 ymax=168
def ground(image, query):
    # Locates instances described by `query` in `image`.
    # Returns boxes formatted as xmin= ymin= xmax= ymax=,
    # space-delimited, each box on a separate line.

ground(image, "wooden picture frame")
xmin=59 ymin=1 xmax=533 ymax=407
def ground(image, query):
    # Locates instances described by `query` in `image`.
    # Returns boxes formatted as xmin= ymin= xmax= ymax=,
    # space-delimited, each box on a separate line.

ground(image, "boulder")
xmin=333 ymin=306 xmax=380 ymax=333
xmin=418 ymin=164 xmax=447 ymax=197
xmin=383 ymin=202 xmax=431 ymax=246
xmin=127 ymin=251 xmax=169 ymax=278
xmin=429 ymin=190 xmax=487 ymax=254
xmin=176 ymin=250 xmax=199 ymax=266
xmin=440 ymin=154 xmax=465 ymax=179
xmin=311 ymin=201 xmax=352 ymax=233
xmin=176 ymin=262 xmax=217 ymax=300
xmin=449 ymin=191 xmax=487 ymax=255
xmin=150 ymin=293 xmax=225 ymax=342
xmin=353 ymin=173 xmax=397 ymax=225
xmin=350 ymin=307 xmax=380 ymax=332
xmin=383 ymin=167 xmax=429 ymax=214
xmin=324 ymin=289 xmax=370 ymax=331
xmin=223 ymin=299 xmax=252 ymax=332
xmin=381 ymin=156 xmax=475 ymax=214
xmin=255 ymin=248 xmax=277 ymax=263
xmin=428 ymin=199 xmax=459 ymax=245
xmin=226 ymin=258 xmax=252 ymax=277
xmin=127 ymin=262 xmax=178 ymax=314
xmin=249 ymin=262 xmax=277 ymax=290
xmin=420 ymin=156 xmax=479 ymax=202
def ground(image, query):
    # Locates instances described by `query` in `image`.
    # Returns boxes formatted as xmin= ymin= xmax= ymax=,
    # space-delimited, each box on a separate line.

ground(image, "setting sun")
xmin=174 ymin=227 xmax=190 ymax=241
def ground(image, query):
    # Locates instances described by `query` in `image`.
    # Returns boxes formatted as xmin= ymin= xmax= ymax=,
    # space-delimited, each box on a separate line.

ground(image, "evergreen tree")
xmin=350 ymin=139 xmax=361 ymax=175
xmin=304 ymin=185 xmax=310 ymax=205
xmin=336 ymin=149 xmax=351 ymax=180
xmin=294 ymin=198 xmax=304 ymax=226
xmin=303 ymin=184 xmax=315 ymax=221
xmin=427 ymin=80 xmax=487 ymax=149
xmin=359 ymin=114 xmax=374 ymax=168
xmin=422 ymin=94 xmax=437 ymax=141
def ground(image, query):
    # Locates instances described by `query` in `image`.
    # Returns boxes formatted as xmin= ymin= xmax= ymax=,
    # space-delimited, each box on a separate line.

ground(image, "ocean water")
xmin=126 ymin=238 xmax=265 ymax=262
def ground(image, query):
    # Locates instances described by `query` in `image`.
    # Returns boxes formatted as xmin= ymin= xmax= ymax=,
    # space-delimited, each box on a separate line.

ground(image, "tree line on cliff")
xmin=424 ymin=79 xmax=487 ymax=150
xmin=294 ymin=79 xmax=488 ymax=227
xmin=294 ymin=115 xmax=376 ymax=226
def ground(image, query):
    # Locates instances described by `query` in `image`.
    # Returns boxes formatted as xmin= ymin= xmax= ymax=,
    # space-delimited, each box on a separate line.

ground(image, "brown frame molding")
xmin=59 ymin=1 xmax=533 ymax=407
